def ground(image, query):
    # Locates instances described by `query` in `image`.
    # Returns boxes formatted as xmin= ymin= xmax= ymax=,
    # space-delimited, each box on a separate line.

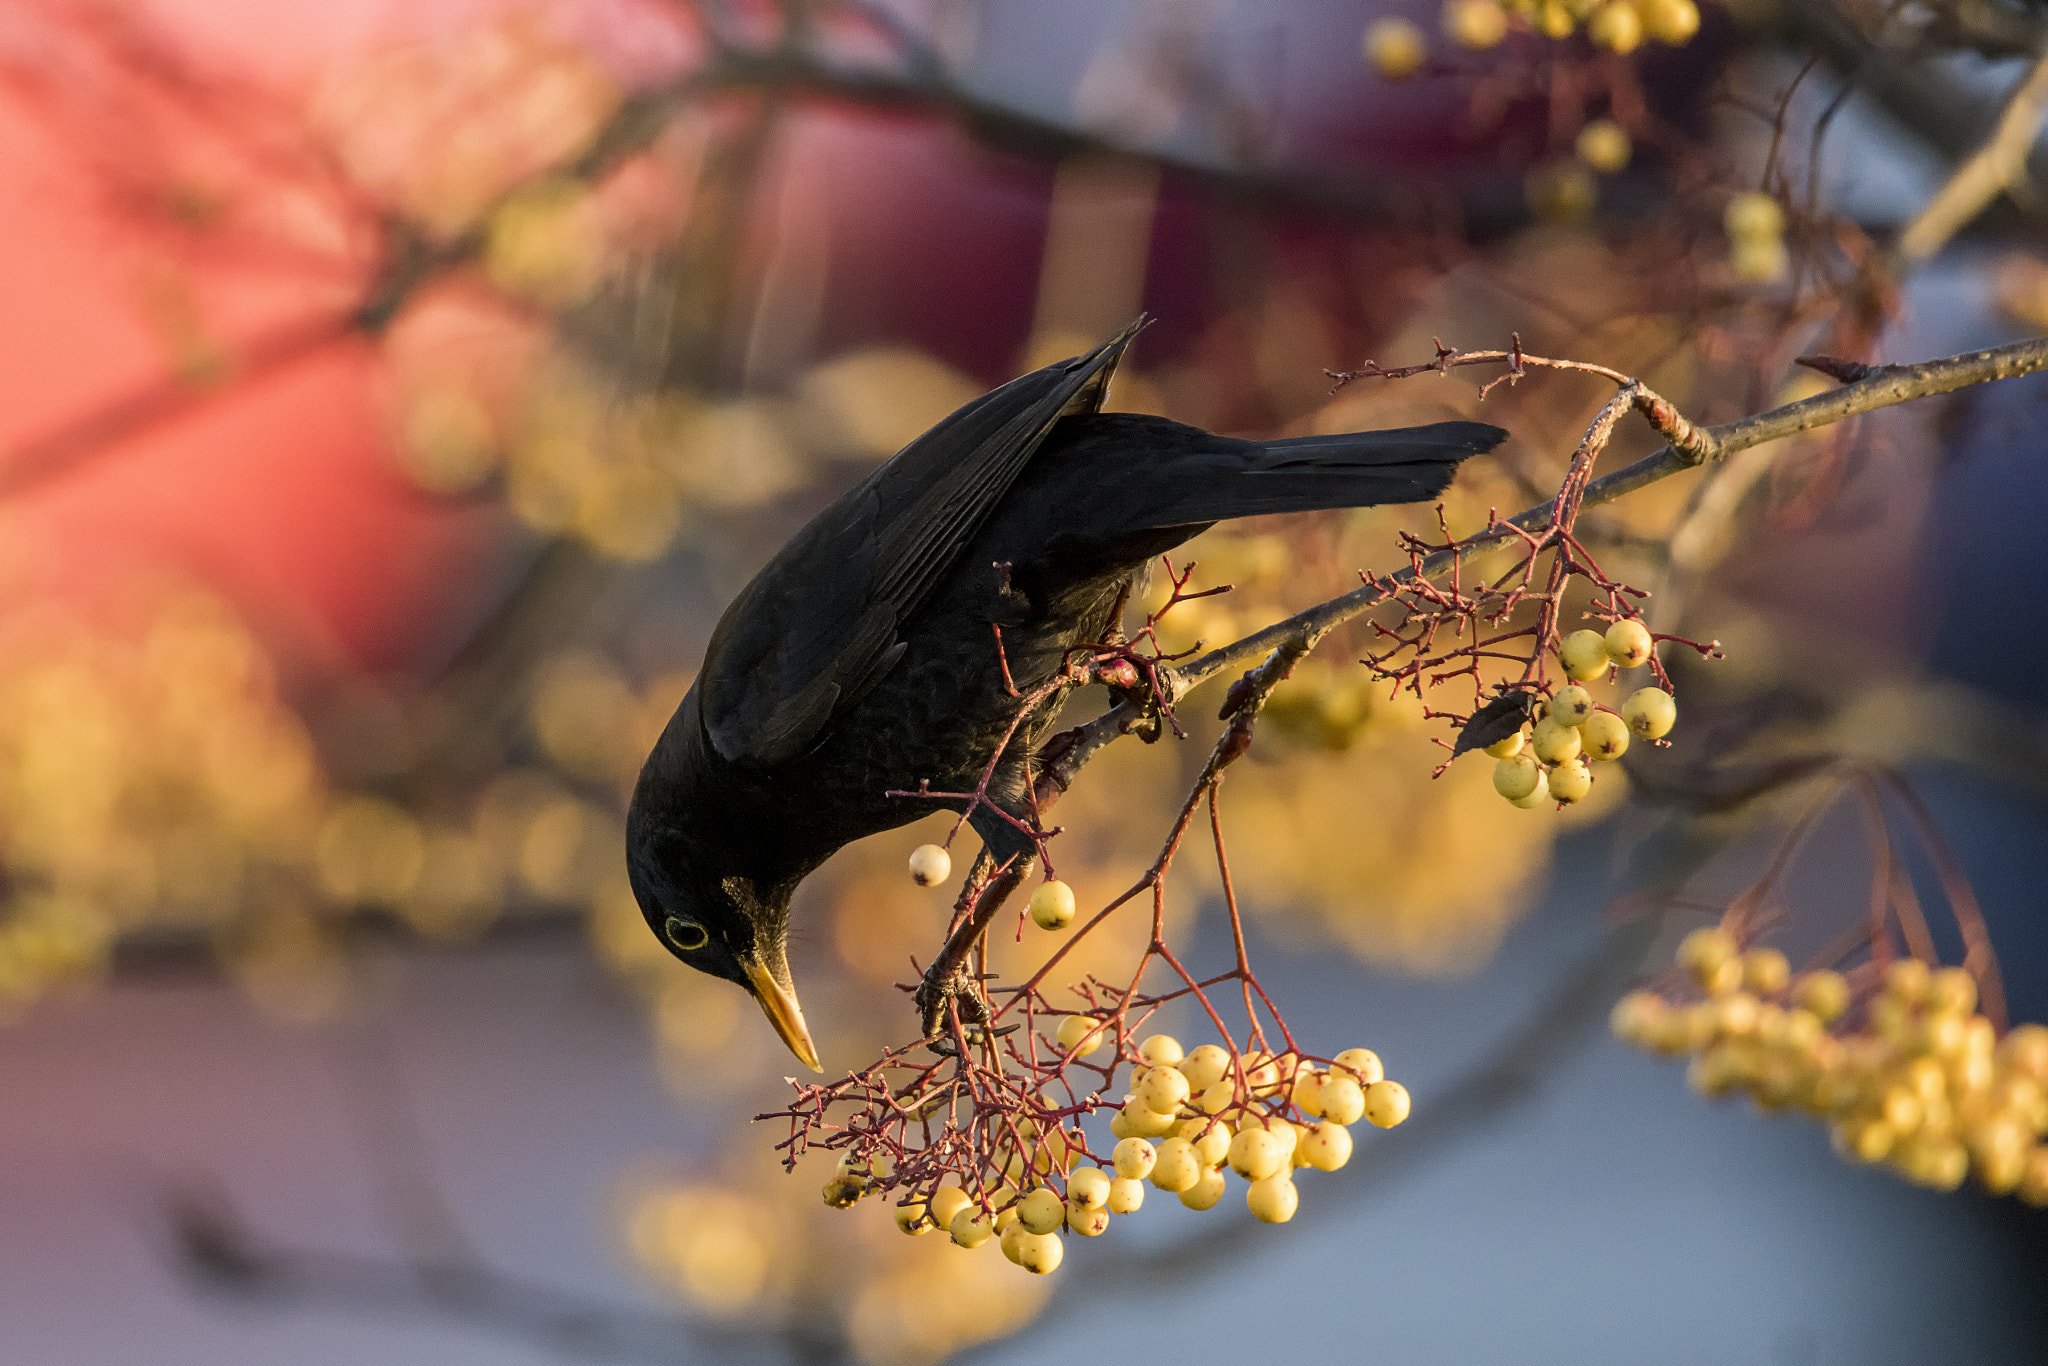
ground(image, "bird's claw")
xmin=916 ymin=962 xmax=995 ymax=1043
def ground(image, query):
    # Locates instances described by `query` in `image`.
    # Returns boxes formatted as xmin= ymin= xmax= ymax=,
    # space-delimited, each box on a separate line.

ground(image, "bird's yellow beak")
xmin=742 ymin=952 xmax=822 ymax=1072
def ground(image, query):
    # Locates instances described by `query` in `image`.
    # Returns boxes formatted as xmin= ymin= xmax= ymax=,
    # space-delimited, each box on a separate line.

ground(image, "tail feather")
xmin=1144 ymin=420 xmax=1507 ymax=525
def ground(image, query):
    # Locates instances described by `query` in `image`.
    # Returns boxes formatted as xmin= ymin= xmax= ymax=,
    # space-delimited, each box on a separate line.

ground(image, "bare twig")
xmin=1893 ymin=45 xmax=2048 ymax=266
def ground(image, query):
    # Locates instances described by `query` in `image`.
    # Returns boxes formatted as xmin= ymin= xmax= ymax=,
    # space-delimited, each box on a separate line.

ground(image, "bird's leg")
xmin=916 ymin=855 xmax=1032 ymax=1039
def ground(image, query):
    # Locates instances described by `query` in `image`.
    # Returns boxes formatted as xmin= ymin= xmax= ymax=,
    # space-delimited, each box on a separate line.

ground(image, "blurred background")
xmin=2 ymin=0 xmax=2047 ymax=1361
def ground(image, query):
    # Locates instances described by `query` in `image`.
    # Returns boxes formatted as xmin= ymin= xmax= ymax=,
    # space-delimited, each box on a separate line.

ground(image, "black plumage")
xmin=626 ymin=324 xmax=1507 ymax=1069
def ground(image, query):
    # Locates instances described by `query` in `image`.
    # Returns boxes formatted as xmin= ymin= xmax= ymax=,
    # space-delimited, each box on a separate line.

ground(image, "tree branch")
xmin=1893 ymin=44 xmax=2048 ymax=266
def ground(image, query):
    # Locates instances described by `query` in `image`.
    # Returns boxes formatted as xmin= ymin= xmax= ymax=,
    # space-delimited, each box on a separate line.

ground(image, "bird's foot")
xmin=916 ymin=963 xmax=995 ymax=1043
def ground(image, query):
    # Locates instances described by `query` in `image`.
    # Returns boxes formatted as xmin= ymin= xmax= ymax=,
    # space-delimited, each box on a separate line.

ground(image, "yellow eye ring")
xmin=666 ymin=917 xmax=709 ymax=951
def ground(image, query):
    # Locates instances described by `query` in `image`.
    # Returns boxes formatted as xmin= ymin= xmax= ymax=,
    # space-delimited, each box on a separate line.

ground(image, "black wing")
xmin=697 ymin=321 xmax=1143 ymax=767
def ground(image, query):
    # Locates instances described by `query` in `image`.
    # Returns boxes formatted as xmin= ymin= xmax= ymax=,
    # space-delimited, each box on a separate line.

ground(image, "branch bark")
xmin=1893 ymin=45 xmax=2048 ymax=266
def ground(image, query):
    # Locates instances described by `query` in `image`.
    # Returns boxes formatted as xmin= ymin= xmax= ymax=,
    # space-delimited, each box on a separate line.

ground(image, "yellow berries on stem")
xmin=1029 ymin=879 xmax=1076 ymax=930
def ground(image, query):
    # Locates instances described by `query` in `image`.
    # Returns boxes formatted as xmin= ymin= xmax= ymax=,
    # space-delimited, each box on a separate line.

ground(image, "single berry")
xmin=1066 ymin=1204 xmax=1110 ymax=1237
xmin=1247 ymin=1175 xmax=1299 ymax=1224
xmin=1609 ymin=990 xmax=1666 ymax=1046
xmin=1178 ymin=1044 xmax=1231 ymax=1092
xmin=1120 ymin=1098 xmax=1177 ymax=1138
xmin=1560 ymin=629 xmax=1611 ymax=682
xmin=1678 ymin=927 xmax=1738 ymax=985
xmin=949 ymin=1207 xmax=993 ymax=1248
xmin=895 ymin=1201 xmax=935 ymax=1235
xmin=1575 ymin=119 xmax=1631 ymax=174
xmin=1641 ymin=0 xmax=1700 ymax=42
xmin=821 ymin=1176 xmax=864 ymax=1209
xmin=1066 ymin=1167 xmax=1112 ymax=1210
xmin=1443 ymin=0 xmax=1508 ymax=49
xmin=1509 ymin=766 xmax=1551 ymax=808
xmin=1604 ymin=619 xmax=1654 ymax=668
xmin=1227 ymin=1126 xmax=1285 ymax=1181
xmin=1364 ymin=17 xmax=1427 ymax=79
xmin=1291 ymin=1066 xmax=1327 ymax=1117
xmin=1107 ymin=1177 xmax=1145 ymax=1214
xmin=1148 ymin=1137 xmax=1202 ymax=1192
xmin=1620 ymin=687 xmax=1676 ymax=739
xmin=1320 ymin=1075 xmax=1367 ymax=1126
xmin=1549 ymin=685 xmax=1594 ymax=726
xmin=908 ymin=843 xmax=951 ymax=887
xmin=1364 ymin=1079 xmax=1412 ymax=1128
xmin=1136 ymin=1064 xmax=1192 ymax=1115
xmin=1139 ymin=1033 xmax=1185 ymax=1067
xmin=1588 ymin=1 xmax=1642 ymax=51
xmin=1927 ymin=966 xmax=1978 ymax=1017
xmin=1724 ymin=191 xmax=1784 ymax=243
xmin=1535 ymin=0 xmax=1574 ymax=37
xmin=1029 ymin=880 xmax=1076 ymax=930
xmin=1581 ymin=710 xmax=1630 ymax=761
xmin=1301 ymin=1121 xmax=1354 ymax=1172
xmin=1017 ymin=1187 xmax=1064 ymax=1235
xmin=1495 ymin=752 xmax=1543 ymax=801
xmin=1178 ymin=1167 xmax=1227 ymax=1211
xmin=1742 ymin=947 xmax=1791 ymax=996
xmin=1548 ymin=757 xmax=1593 ymax=804
xmin=1057 ymin=1014 xmax=1106 ymax=1056
xmin=1485 ymin=728 xmax=1527 ymax=759
xmin=1532 ymin=717 xmax=1583 ymax=766
xmin=1332 ymin=1048 xmax=1384 ymax=1085
xmin=1884 ymin=958 xmax=1931 ymax=1004
xmin=1013 ymin=1229 xmax=1064 ymax=1275
xmin=1112 ymin=1137 xmax=1157 ymax=1180
xmin=1184 ymin=1117 xmax=1233 ymax=1167
xmin=929 ymin=1186 xmax=971 ymax=1232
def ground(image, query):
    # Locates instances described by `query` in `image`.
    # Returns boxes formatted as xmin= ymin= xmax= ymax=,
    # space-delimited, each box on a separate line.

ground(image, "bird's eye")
xmin=666 ymin=917 xmax=709 ymax=951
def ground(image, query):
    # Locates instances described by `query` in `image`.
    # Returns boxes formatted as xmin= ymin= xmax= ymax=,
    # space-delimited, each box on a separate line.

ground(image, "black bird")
xmin=627 ymin=323 xmax=1506 ymax=1070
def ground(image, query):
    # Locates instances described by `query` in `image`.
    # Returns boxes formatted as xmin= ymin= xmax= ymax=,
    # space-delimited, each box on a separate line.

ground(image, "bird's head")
xmin=626 ymin=831 xmax=822 ymax=1073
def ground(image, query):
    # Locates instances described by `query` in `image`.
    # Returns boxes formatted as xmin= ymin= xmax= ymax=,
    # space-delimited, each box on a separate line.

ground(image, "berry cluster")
xmin=1613 ymin=928 xmax=2048 ymax=1201
xmin=1484 ymin=620 xmax=1676 ymax=809
xmin=1366 ymin=0 xmax=1701 ymax=82
xmin=813 ymin=1031 xmax=1410 ymax=1275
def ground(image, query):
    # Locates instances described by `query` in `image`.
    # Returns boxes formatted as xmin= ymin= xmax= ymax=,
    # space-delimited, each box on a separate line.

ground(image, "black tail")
xmin=1141 ymin=421 xmax=1507 ymax=525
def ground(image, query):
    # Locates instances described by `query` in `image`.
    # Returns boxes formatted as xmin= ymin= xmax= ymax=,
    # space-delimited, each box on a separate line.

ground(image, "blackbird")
xmin=627 ymin=323 xmax=1506 ymax=1070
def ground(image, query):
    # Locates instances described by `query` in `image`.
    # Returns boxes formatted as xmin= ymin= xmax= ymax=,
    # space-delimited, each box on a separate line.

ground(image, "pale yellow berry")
xmin=1508 ymin=765 xmax=1551 ymax=808
xmin=1640 ymin=0 xmax=1699 ymax=43
xmin=1884 ymin=958 xmax=1931 ymax=1004
xmin=1320 ymin=1075 xmax=1367 ymax=1126
xmin=1178 ymin=1167 xmax=1227 ymax=1210
xmin=1178 ymin=1044 xmax=1231 ymax=1092
xmin=1196 ymin=1078 xmax=1237 ymax=1114
xmin=1548 ymin=685 xmax=1594 ymax=726
xmin=1604 ymin=618 xmax=1654 ymax=668
xmin=1724 ymin=191 xmax=1784 ymax=244
xmin=1620 ymin=687 xmax=1675 ymax=739
xmin=821 ymin=1175 xmax=864 ymax=1209
xmin=1443 ymin=0 xmax=1509 ymax=49
xmin=999 ymin=1217 xmax=1027 ymax=1265
xmin=1148 ymin=1137 xmax=1202 ymax=1192
xmin=1301 ymin=1121 xmax=1353 ymax=1172
xmin=1184 ymin=1116 xmax=1233 ymax=1167
xmin=1365 ymin=17 xmax=1427 ymax=80
xmin=908 ymin=843 xmax=951 ymax=886
xmin=1928 ymin=967 xmax=1978 ymax=1017
xmin=1107 ymin=1177 xmax=1145 ymax=1214
xmin=1066 ymin=1167 xmax=1111 ymax=1210
xmin=1120 ymin=1098 xmax=1177 ymax=1138
xmin=1066 ymin=1203 xmax=1109 ymax=1236
xmin=895 ymin=1200 xmax=935 ymax=1235
xmin=1548 ymin=757 xmax=1593 ymax=804
xmin=1112 ymin=1137 xmax=1156 ymax=1180
xmin=1610 ymin=989 xmax=1666 ymax=1046
xmin=1016 ymin=1187 xmax=1064 ymax=1235
xmin=994 ymin=1205 xmax=1019 ymax=1234
xmin=1136 ymin=1063 xmax=1192 ymax=1115
xmin=1108 ymin=1110 xmax=1133 ymax=1141
xmin=1057 ymin=1014 xmax=1106 ymax=1056
xmin=1998 ymin=1023 xmax=2048 ymax=1084
xmin=1139 ymin=1033 xmax=1184 ymax=1067
xmin=1364 ymin=1079 xmax=1412 ymax=1128
xmin=1291 ymin=1066 xmax=1327 ymax=1117
xmin=1013 ymin=1229 xmax=1064 ymax=1274
xmin=1575 ymin=119 xmax=1632 ymax=174
xmin=1731 ymin=236 xmax=1788 ymax=284
xmin=1029 ymin=880 xmax=1076 ymax=930
xmin=1580 ymin=710 xmax=1629 ymax=761
xmin=950 ymin=1206 xmax=994 ymax=1248
xmin=1332 ymin=1048 xmax=1385 ymax=1085
xmin=929 ymin=1186 xmax=972 ymax=1232
xmin=1678 ymin=927 xmax=1737 ymax=985
xmin=1227 ymin=1126 xmax=1285 ymax=1181
xmin=1485 ymin=727 xmax=1527 ymax=759
xmin=1588 ymin=2 xmax=1642 ymax=51
xmin=1247 ymin=1174 xmax=1300 ymax=1223
xmin=1560 ymin=629 xmax=1611 ymax=681
xmin=1743 ymin=947 xmax=1791 ymax=996
xmin=1494 ymin=752 xmax=1542 ymax=801
xmin=1535 ymin=0 xmax=1574 ymax=37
